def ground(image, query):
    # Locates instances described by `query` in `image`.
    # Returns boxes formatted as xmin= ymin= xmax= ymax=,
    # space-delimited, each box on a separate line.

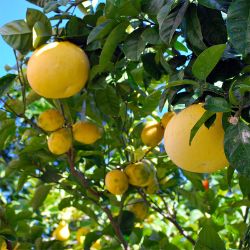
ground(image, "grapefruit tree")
xmin=0 ymin=0 xmax=249 ymax=249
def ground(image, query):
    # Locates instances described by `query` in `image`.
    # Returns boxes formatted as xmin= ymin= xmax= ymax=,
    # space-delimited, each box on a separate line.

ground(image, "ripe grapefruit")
xmin=38 ymin=109 xmax=64 ymax=132
xmin=73 ymin=121 xmax=102 ymax=144
xmin=141 ymin=121 xmax=164 ymax=147
xmin=52 ymin=221 xmax=70 ymax=241
xmin=164 ymin=104 xmax=228 ymax=173
xmin=127 ymin=199 xmax=148 ymax=220
xmin=161 ymin=112 xmax=175 ymax=128
xmin=105 ymin=170 xmax=129 ymax=195
xmin=48 ymin=128 xmax=72 ymax=155
xmin=27 ymin=41 xmax=89 ymax=99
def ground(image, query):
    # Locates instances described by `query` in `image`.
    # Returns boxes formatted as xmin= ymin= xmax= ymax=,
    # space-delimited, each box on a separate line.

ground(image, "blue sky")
xmin=0 ymin=0 xmax=36 ymax=75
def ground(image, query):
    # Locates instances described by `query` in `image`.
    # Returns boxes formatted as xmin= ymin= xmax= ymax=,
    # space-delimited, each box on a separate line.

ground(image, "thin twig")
xmin=239 ymin=207 xmax=249 ymax=249
xmin=139 ymin=190 xmax=196 ymax=246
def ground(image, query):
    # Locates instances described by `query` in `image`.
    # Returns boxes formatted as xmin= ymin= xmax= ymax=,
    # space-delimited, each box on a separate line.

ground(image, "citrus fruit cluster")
xmin=37 ymin=109 xmax=102 ymax=155
xmin=105 ymin=160 xmax=158 ymax=196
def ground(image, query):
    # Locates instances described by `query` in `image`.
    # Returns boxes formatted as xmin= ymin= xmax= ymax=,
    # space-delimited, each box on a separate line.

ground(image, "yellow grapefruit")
xmin=27 ymin=41 xmax=89 ymax=99
xmin=124 ymin=160 xmax=154 ymax=187
xmin=38 ymin=109 xmax=64 ymax=132
xmin=164 ymin=103 xmax=229 ymax=173
xmin=48 ymin=128 xmax=72 ymax=155
xmin=105 ymin=170 xmax=128 ymax=195
xmin=73 ymin=121 xmax=102 ymax=144
xmin=141 ymin=121 xmax=164 ymax=147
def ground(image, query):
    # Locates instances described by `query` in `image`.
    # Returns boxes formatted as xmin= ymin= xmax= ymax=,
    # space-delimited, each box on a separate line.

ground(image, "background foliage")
xmin=0 ymin=0 xmax=250 ymax=249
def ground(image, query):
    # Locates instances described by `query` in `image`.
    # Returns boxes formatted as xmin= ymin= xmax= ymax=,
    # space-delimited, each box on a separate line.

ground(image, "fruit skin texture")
xmin=27 ymin=41 xmax=89 ymax=99
xmin=161 ymin=112 xmax=175 ymax=128
xmin=73 ymin=121 xmax=102 ymax=144
xmin=127 ymin=199 xmax=148 ymax=220
xmin=76 ymin=227 xmax=90 ymax=244
xmin=144 ymin=177 xmax=159 ymax=194
xmin=141 ymin=121 xmax=164 ymax=147
xmin=164 ymin=104 xmax=229 ymax=173
xmin=48 ymin=128 xmax=72 ymax=155
xmin=105 ymin=170 xmax=129 ymax=195
xmin=52 ymin=221 xmax=70 ymax=241
xmin=38 ymin=109 xmax=64 ymax=132
xmin=125 ymin=160 xmax=154 ymax=187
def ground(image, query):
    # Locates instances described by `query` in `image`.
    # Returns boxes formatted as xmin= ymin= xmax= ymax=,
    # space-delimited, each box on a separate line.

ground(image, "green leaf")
xmin=25 ymin=0 xmax=48 ymax=7
xmin=16 ymin=171 xmax=29 ymax=192
xmin=65 ymin=16 xmax=88 ymax=40
xmin=189 ymin=110 xmax=216 ymax=145
xmin=158 ymin=1 xmax=189 ymax=45
xmin=239 ymin=176 xmax=250 ymax=196
xmin=141 ymin=27 xmax=161 ymax=45
xmin=0 ymin=119 xmax=16 ymax=150
xmin=87 ymin=19 xmax=117 ymax=44
xmin=141 ymin=90 xmax=162 ymax=116
xmin=141 ymin=53 xmax=162 ymax=80
xmin=119 ymin=211 xmax=135 ymax=235
xmin=99 ymin=21 xmax=128 ymax=65
xmin=26 ymin=8 xmax=51 ymax=30
xmin=224 ymin=122 xmax=250 ymax=177
xmin=123 ymin=29 xmax=145 ymax=61
xmin=204 ymin=96 xmax=232 ymax=112
xmin=192 ymin=44 xmax=226 ymax=80
xmin=183 ymin=4 xmax=207 ymax=55
xmin=95 ymin=85 xmax=120 ymax=116
xmin=105 ymin=0 xmax=141 ymax=18
xmin=0 ymin=74 xmax=16 ymax=97
xmin=31 ymin=184 xmax=52 ymax=210
xmin=197 ymin=0 xmax=232 ymax=12
xmin=194 ymin=223 xmax=226 ymax=250
xmin=142 ymin=0 xmax=165 ymax=15
xmin=0 ymin=20 xmax=32 ymax=53
xmin=227 ymin=0 xmax=250 ymax=56
xmin=32 ymin=21 xmax=51 ymax=48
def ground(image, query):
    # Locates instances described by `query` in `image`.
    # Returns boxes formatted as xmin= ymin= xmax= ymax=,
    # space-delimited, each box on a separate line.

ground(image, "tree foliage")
xmin=0 ymin=0 xmax=250 ymax=249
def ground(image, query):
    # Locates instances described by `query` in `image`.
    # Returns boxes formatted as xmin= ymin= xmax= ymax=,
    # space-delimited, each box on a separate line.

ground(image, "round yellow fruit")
xmin=127 ymin=199 xmax=148 ymax=220
xmin=76 ymin=227 xmax=90 ymax=244
xmin=27 ymin=41 xmax=89 ymax=99
xmin=38 ymin=109 xmax=64 ymax=132
xmin=124 ymin=160 xmax=154 ymax=187
xmin=105 ymin=170 xmax=129 ymax=195
xmin=141 ymin=121 xmax=164 ymax=147
xmin=52 ymin=221 xmax=70 ymax=241
xmin=48 ymin=128 xmax=72 ymax=155
xmin=161 ymin=112 xmax=175 ymax=128
xmin=164 ymin=103 xmax=229 ymax=173
xmin=73 ymin=121 xmax=102 ymax=144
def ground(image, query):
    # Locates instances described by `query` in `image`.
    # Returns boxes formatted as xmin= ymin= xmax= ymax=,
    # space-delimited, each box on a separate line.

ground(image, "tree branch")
xmin=138 ymin=190 xmax=196 ymax=246
xmin=66 ymin=148 xmax=128 ymax=250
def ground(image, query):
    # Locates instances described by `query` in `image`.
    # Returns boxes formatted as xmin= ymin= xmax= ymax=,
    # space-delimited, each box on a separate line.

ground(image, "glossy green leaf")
xmin=99 ymin=21 xmax=128 ymax=65
xmin=204 ymin=96 xmax=232 ymax=112
xmin=26 ymin=8 xmax=52 ymax=30
xmin=123 ymin=29 xmax=145 ymax=61
xmin=0 ymin=20 xmax=32 ymax=53
xmin=166 ymin=79 xmax=200 ymax=89
xmin=105 ymin=0 xmax=141 ymax=18
xmin=192 ymin=44 xmax=226 ymax=80
xmin=195 ymin=223 xmax=226 ymax=250
xmin=184 ymin=4 xmax=207 ymax=55
xmin=224 ymin=122 xmax=250 ymax=177
xmin=158 ymin=1 xmax=189 ymax=45
xmin=87 ymin=19 xmax=117 ymax=44
xmin=32 ymin=21 xmax=51 ymax=48
xmin=189 ymin=110 xmax=216 ymax=145
xmin=197 ymin=0 xmax=232 ymax=12
xmin=227 ymin=0 xmax=250 ymax=56
xmin=31 ymin=184 xmax=52 ymax=210
xmin=142 ymin=0 xmax=165 ymax=15
xmin=0 ymin=74 xmax=16 ymax=97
